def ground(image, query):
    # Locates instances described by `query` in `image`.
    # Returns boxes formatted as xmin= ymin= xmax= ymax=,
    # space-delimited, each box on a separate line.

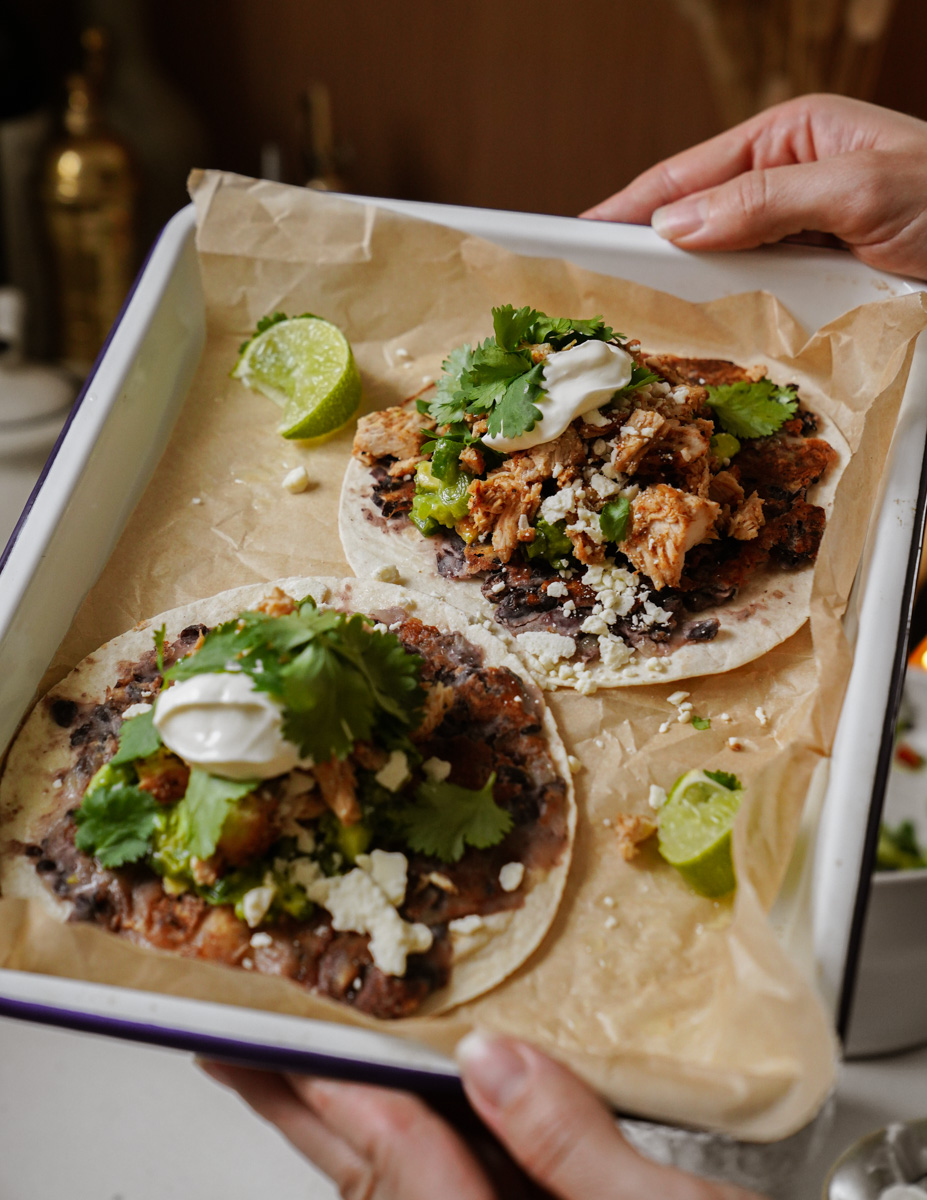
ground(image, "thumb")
xmin=649 ymin=154 xmax=885 ymax=251
xmin=457 ymin=1033 xmax=760 ymax=1200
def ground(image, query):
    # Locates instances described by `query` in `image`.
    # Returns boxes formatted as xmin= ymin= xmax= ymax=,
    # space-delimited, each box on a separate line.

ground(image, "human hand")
xmin=200 ymin=1033 xmax=766 ymax=1199
xmin=583 ymin=94 xmax=927 ymax=280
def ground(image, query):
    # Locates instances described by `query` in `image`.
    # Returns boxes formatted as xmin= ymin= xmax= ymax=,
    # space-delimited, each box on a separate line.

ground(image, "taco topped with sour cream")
xmin=0 ymin=577 xmax=574 ymax=1018
xmin=341 ymin=305 xmax=844 ymax=688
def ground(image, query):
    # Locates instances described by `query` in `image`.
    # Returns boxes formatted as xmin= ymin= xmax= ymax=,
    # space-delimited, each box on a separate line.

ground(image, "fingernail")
xmin=457 ymin=1031 xmax=530 ymax=1110
xmin=651 ymin=198 xmax=707 ymax=241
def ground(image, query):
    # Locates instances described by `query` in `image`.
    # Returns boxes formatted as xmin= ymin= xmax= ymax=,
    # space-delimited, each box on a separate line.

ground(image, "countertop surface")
xmin=2 ymin=439 xmax=926 ymax=1200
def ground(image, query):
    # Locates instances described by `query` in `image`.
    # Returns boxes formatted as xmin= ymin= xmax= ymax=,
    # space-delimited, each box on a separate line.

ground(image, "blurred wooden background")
xmin=18 ymin=0 xmax=927 ymax=219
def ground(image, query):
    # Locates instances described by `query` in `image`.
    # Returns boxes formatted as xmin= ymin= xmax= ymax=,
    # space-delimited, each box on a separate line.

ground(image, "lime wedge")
xmin=657 ymin=769 xmax=742 ymax=898
xmin=232 ymin=315 xmax=362 ymax=440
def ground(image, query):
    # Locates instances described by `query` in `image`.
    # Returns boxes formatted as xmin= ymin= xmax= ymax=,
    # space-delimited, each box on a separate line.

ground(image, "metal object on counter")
xmin=41 ymin=27 xmax=136 ymax=377
xmin=826 ymin=1120 xmax=927 ymax=1198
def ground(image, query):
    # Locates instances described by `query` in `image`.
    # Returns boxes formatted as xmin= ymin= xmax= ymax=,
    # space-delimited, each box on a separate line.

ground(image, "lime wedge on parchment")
xmin=233 ymin=314 xmax=362 ymax=440
xmin=657 ymin=769 xmax=742 ymax=898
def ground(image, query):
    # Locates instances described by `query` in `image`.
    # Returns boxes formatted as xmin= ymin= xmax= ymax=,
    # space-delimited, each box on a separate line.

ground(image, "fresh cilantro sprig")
xmin=426 ymin=305 xmax=619 ymax=442
xmin=691 ymin=716 xmax=711 ymax=731
xmin=74 ymin=784 xmax=161 ymax=868
xmin=705 ymin=769 xmax=742 ymax=791
xmin=167 ymin=769 xmax=257 ymax=861
xmin=237 ymin=311 xmax=319 ymax=355
xmin=164 ymin=600 xmax=425 ymax=764
xmin=111 ymin=708 xmax=161 ymax=766
xmin=599 ymin=496 xmax=631 ymax=544
xmin=705 ymin=379 xmax=798 ymax=439
xmin=398 ymin=772 xmax=512 ymax=863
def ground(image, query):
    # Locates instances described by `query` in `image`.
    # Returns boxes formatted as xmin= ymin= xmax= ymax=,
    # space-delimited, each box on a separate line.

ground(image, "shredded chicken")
xmin=652 ymin=417 xmax=712 ymax=465
xmin=613 ymin=813 xmax=658 ymax=862
xmin=611 ymin=409 xmax=666 ymax=473
xmin=708 ymin=470 xmax=745 ymax=508
xmin=352 ymin=742 xmax=389 ymax=772
xmin=353 ymin=406 xmax=433 ymax=472
xmin=255 ymin=587 xmax=297 ymax=617
xmin=728 ymin=492 xmax=765 ymax=541
xmin=459 ymin=443 xmax=485 ymax=475
xmin=521 ymin=427 xmax=586 ymax=477
xmin=623 ymin=484 xmax=720 ymax=589
xmin=468 ymin=462 xmax=543 ymax=563
xmin=313 ymin=758 xmax=361 ymax=826
xmin=412 ymin=681 xmax=455 ymax=740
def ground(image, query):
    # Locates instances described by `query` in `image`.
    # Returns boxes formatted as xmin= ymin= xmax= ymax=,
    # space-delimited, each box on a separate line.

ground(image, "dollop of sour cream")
xmin=483 ymin=339 xmax=633 ymax=453
xmin=153 ymin=673 xmax=305 ymax=781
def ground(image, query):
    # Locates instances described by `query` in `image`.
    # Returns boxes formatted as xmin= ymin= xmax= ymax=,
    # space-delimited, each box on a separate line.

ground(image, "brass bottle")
xmin=42 ymin=29 xmax=136 ymax=375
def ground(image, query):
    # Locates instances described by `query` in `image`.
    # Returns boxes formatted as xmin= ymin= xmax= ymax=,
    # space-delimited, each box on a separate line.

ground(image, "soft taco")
xmin=341 ymin=305 xmax=846 ymax=688
xmin=0 ymin=577 xmax=574 ymax=1018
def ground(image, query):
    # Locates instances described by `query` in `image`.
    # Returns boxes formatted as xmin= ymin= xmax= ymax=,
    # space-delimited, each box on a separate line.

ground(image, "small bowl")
xmin=845 ymin=867 xmax=927 ymax=1057
xmin=825 ymin=1119 xmax=927 ymax=1197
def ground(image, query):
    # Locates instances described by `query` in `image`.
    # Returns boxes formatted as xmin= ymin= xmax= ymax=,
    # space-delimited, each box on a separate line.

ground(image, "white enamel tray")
xmin=0 ymin=198 xmax=924 ymax=1099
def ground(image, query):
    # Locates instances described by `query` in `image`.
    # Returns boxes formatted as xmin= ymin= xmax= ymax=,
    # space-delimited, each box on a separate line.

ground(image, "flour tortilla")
xmin=340 ymin=407 xmax=850 ymax=687
xmin=0 ymin=576 xmax=575 ymax=1016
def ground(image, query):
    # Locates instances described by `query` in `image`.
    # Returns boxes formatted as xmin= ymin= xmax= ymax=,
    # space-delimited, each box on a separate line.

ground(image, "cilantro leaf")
xmin=430 ymin=343 xmax=475 ymax=425
xmin=599 ymin=496 xmax=631 ymax=543
xmin=74 ymin=784 xmax=160 ymax=868
xmin=399 ymin=772 xmax=511 ymax=863
xmin=173 ymin=769 xmax=257 ymax=860
xmin=154 ymin=624 xmax=166 ymax=673
xmin=705 ymin=379 xmax=798 ymax=439
xmin=691 ymin=716 xmax=711 ymax=731
xmin=616 ymin=365 xmax=659 ymax=397
xmin=705 ymin=769 xmax=742 ymax=790
xmin=530 ymin=314 xmax=615 ymax=346
xmin=111 ymin=708 xmax=162 ymax=766
xmin=492 ymin=305 xmax=542 ymax=352
xmin=485 ymin=362 xmax=544 ymax=440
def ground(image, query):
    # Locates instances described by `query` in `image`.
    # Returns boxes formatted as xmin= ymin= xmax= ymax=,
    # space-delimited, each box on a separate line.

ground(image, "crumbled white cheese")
xmin=422 ymin=756 xmax=452 ymax=782
xmin=602 ymin=817 xmax=612 ymax=828
xmin=718 ymin=712 xmax=731 ymax=722
xmin=490 ymin=580 xmax=506 ymax=594
xmin=122 ymin=702 xmax=153 ymax=720
xmin=241 ymin=957 xmax=254 ymax=970
xmin=575 ymin=674 xmax=598 ymax=695
xmin=375 ymin=749 xmax=410 ymax=792
xmin=581 ymin=613 xmax=609 ymax=636
xmin=306 ymin=867 xmax=432 ymax=976
xmin=562 ymin=599 xmax=576 ymax=616
xmin=281 ymin=466 xmax=310 ymax=494
xmin=589 ymin=472 xmax=620 ymax=498
xmin=667 ymin=691 xmax=690 ymax=706
xmin=647 ymin=659 xmax=666 ymax=673
xmin=727 ymin=737 xmax=745 ymax=752
xmin=250 ymin=931 xmax=273 ymax=949
xmin=355 ymin=848 xmax=408 ymax=906
xmin=585 ymin=408 xmax=612 ymax=427
xmin=241 ymin=883 xmax=276 ymax=928
xmin=677 ymin=710 xmax=693 ymax=725
xmin=449 ymin=914 xmax=484 ymax=935
xmin=372 ymin=563 xmax=401 ymax=584
xmin=602 ymin=895 xmax=616 ymax=908
xmin=755 ymin=706 xmax=769 ymax=727
xmin=516 ymin=630 xmax=576 ymax=668
xmin=604 ymin=915 xmax=618 ymax=930
xmin=567 ymin=754 xmax=583 ymax=773
xmin=678 ymin=701 xmax=693 ymax=714
xmin=394 ymin=346 xmax=411 ymax=360
xmin=52 ymin=778 xmax=63 ymax=789
xmin=648 ymin=785 xmax=667 ymax=811
xmin=546 ymin=580 xmax=569 ymax=599
xmin=191 ymin=496 xmax=203 ymax=506
xmin=598 ymin=635 xmax=633 ymax=670
xmin=658 ymin=720 xmax=672 ymax=734
xmin=499 ymin=862 xmax=525 ymax=892
xmin=540 ymin=483 xmax=577 ymax=524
